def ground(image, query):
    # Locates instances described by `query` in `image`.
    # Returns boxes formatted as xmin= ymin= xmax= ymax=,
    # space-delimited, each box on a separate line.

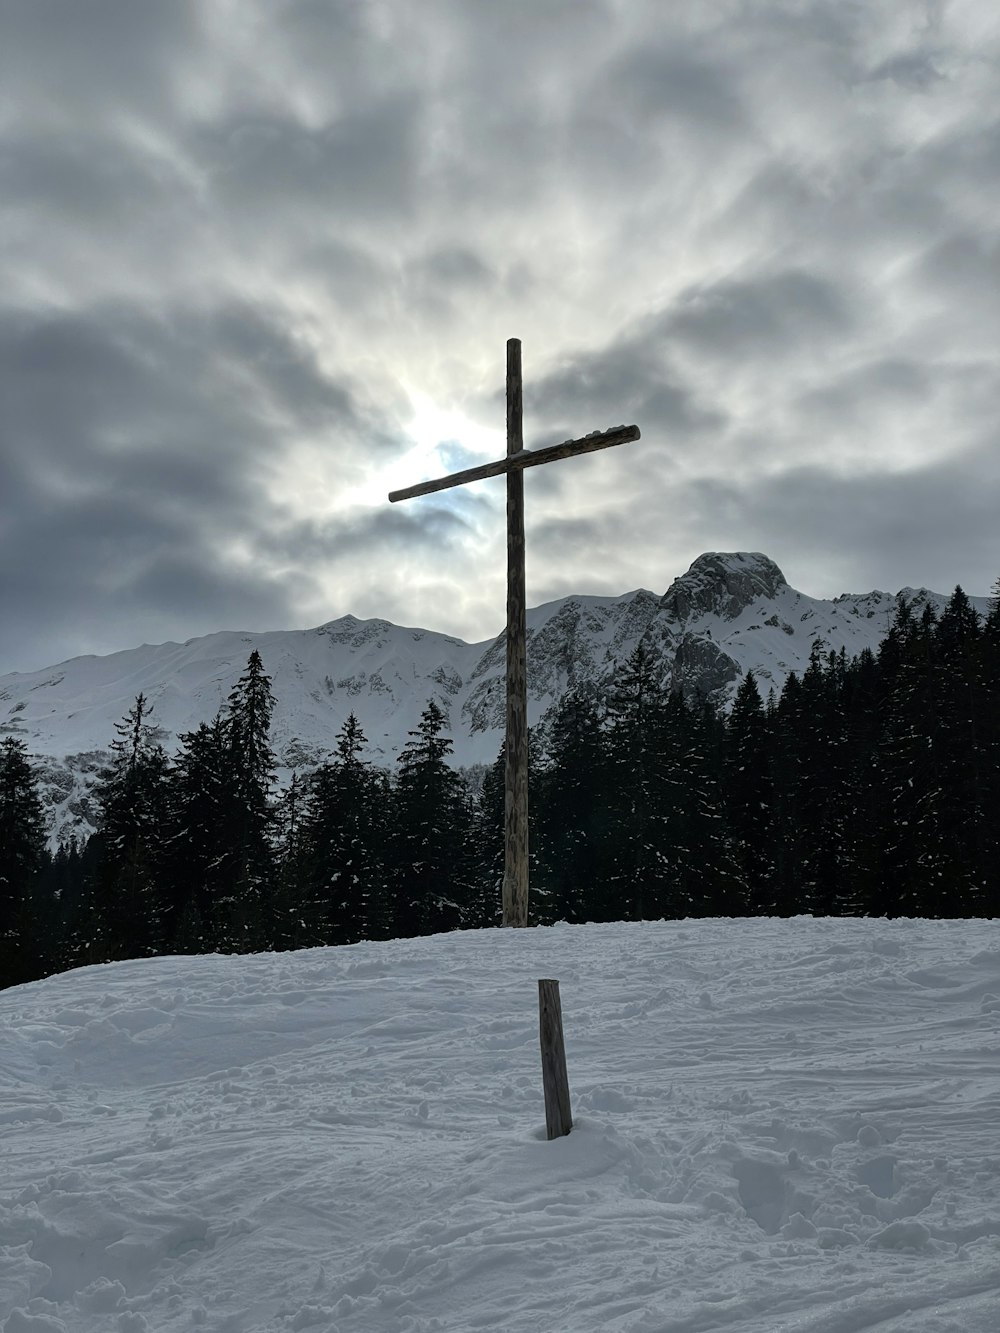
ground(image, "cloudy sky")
xmin=2 ymin=0 xmax=998 ymax=675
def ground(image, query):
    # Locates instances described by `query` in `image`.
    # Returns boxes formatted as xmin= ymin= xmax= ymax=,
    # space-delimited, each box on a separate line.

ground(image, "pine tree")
xmin=301 ymin=714 xmax=391 ymax=943
xmin=469 ymin=745 xmax=506 ymax=929
xmin=92 ymin=694 xmax=171 ymax=960
xmin=534 ymin=689 xmax=611 ymax=922
xmin=604 ymin=645 xmax=672 ymax=920
xmin=390 ymin=700 xmax=472 ymax=937
xmin=55 ymin=833 xmax=106 ymax=971
xmin=723 ymin=672 xmax=775 ymax=914
xmin=795 ymin=643 xmax=852 ymax=915
xmin=669 ymin=694 xmax=741 ymax=917
xmin=0 ymin=738 xmax=51 ymax=986
xmin=272 ymin=772 xmax=313 ymax=949
xmin=220 ymin=651 xmax=278 ymax=950
xmin=161 ymin=713 xmax=231 ymax=952
xmin=837 ymin=647 xmax=885 ymax=915
xmin=878 ymin=602 xmax=942 ymax=915
xmin=38 ymin=838 xmax=84 ymax=973
xmin=979 ymin=579 xmax=1000 ymax=914
xmin=767 ymin=672 xmax=805 ymax=913
xmin=931 ymin=587 xmax=988 ymax=912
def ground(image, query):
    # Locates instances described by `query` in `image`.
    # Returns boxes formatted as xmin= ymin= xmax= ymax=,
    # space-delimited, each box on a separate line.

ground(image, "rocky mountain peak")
xmin=5 ymin=553 xmax=991 ymax=852
xmin=659 ymin=552 xmax=788 ymax=623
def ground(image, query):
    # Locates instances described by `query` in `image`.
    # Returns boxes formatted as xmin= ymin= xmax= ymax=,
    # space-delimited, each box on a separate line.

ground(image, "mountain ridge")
xmin=1 ymin=552 xmax=990 ymax=847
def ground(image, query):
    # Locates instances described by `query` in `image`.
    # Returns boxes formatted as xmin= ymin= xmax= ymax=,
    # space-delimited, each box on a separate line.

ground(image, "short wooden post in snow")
xmin=538 ymin=979 xmax=572 ymax=1139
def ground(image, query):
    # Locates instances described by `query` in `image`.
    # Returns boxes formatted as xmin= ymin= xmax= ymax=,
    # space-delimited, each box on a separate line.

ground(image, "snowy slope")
xmin=0 ymin=553 xmax=990 ymax=846
xmin=2 ymin=917 xmax=999 ymax=1331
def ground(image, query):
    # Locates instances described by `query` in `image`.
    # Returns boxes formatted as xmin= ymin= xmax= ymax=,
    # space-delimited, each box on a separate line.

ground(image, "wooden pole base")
xmin=538 ymin=979 xmax=573 ymax=1139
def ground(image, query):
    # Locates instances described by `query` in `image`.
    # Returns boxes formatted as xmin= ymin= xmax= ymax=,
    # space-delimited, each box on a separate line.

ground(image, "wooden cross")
xmin=388 ymin=338 xmax=641 ymax=927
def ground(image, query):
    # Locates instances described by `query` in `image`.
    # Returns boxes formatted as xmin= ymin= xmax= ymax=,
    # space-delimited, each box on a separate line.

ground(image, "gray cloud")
xmin=867 ymin=50 xmax=946 ymax=90
xmin=605 ymin=45 xmax=746 ymax=133
xmin=1 ymin=0 xmax=999 ymax=674
xmin=0 ymin=301 xmax=405 ymax=668
xmin=0 ymin=0 xmax=200 ymax=118
xmin=684 ymin=449 xmax=1000 ymax=599
xmin=261 ymin=502 xmax=483 ymax=568
xmin=532 ymin=343 xmax=722 ymax=443
xmin=194 ymin=96 xmax=423 ymax=225
xmin=664 ymin=270 xmax=855 ymax=360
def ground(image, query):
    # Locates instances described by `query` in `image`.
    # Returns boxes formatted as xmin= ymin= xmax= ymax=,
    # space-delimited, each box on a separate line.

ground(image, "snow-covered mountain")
xmin=1 ymin=552 xmax=989 ymax=846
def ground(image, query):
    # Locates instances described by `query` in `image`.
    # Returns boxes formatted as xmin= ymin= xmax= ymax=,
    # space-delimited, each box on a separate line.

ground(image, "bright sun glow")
xmin=336 ymin=391 xmax=505 ymax=512
xmin=273 ymin=392 xmax=506 ymax=520
xmin=402 ymin=390 xmax=503 ymax=463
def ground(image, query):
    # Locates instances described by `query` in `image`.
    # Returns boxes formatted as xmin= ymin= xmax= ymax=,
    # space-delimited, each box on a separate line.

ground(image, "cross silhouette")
xmin=389 ymin=338 xmax=641 ymax=926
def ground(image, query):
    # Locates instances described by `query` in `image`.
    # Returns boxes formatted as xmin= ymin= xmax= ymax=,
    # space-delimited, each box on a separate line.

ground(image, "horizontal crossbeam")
xmin=388 ymin=424 xmax=641 ymax=503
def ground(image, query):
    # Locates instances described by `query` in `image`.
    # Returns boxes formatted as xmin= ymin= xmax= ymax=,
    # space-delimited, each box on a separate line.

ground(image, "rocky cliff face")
xmin=659 ymin=551 xmax=788 ymax=622
xmin=1 ymin=553 xmax=987 ymax=846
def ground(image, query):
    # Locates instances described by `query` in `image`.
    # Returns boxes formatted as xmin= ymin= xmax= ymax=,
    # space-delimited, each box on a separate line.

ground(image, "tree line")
xmin=2 ymin=584 xmax=998 ymax=989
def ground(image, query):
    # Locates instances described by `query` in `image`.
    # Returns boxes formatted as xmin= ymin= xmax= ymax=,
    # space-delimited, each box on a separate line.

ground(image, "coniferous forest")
xmin=2 ymin=586 xmax=999 ymax=990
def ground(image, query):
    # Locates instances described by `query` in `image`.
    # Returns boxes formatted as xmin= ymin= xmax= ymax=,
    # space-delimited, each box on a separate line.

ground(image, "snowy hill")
xmin=2 ymin=917 xmax=999 ymax=1331
xmin=0 ymin=552 xmax=990 ymax=846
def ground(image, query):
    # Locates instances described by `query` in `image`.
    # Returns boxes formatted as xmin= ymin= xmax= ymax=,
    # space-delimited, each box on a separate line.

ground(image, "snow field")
xmin=2 ymin=917 xmax=1000 ymax=1331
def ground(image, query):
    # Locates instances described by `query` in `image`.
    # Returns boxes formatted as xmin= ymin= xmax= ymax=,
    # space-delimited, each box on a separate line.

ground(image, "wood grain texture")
xmin=387 ymin=424 xmax=641 ymax=503
xmin=538 ymin=979 xmax=573 ymax=1139
xmin=503 ymin=339 xmax=529 ymax=928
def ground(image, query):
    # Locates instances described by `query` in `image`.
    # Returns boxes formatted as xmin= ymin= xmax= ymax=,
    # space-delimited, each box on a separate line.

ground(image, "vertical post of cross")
xmin=503 ymin=338 xmax=529 ymax=928
xmin=388 ymin=340 xmax=640 ymax=928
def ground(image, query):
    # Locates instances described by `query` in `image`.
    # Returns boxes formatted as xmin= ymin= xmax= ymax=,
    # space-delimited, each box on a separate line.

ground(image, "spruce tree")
xmin=162 ymin=713 xmax=231 ymax=952
xmin=837 ymin=647 xmax=885 ymax=915
xmin=878 ymin=602 xmax=942 ymax=915
xmin=272 ymin=772 xmax=313 ymax=949
xmin=0 ymin=738 xmax=51 ymax=986
xmin=220 ymin=651 xmax=278 ymax=949
xmin=92 ymin=694 xmax=171 ymax=960
xmin=669 ymin=694 xmax=741 ymax=917
xmin=302 ymin=713 xmax=391 ymax=943
xmin=724 ymin=672 xmax=775 ymax=914
xmin=56 ymin=833 xmax=106 ymax=971
xmin=604 ymin=645 xmax=672 ymax=920
xmin=37 ymin=837 xmax=87 ymax=974
xmin=795 ymin=643 xmax=852 ymax=915
xmin=534 ymin=689 xmax=611 ymax=922
xmin=469 ymin=744 xmax=505 ymax=928
xmin=931 ymin=587 xmax=988 ymax=912
xmin=769 ymin=671 xmax=807 ymax=913
xmin=390 ymin=700 xmax=472 ymax=937
xmin=979 ymin=579 xmax=1000 ymax=914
